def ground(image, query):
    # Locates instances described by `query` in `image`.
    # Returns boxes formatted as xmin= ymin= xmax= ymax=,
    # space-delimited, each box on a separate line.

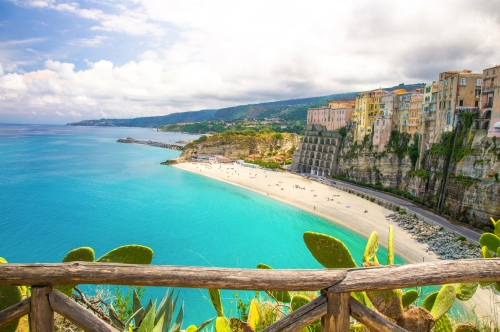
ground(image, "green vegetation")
xmin=244 ymin=159 xmax=281 ymax=170
xmin=386 ymin=131 xmax=412 ymax=160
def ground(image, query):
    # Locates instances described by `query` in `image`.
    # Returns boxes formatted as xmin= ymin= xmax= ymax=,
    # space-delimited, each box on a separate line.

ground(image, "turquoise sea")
xmin=0 ymin=124 xmax=405 ymax=325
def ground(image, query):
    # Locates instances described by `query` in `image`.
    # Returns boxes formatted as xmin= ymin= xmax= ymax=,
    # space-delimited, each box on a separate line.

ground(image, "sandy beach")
xmin=174 ymin=161 xmax=499 ymax=321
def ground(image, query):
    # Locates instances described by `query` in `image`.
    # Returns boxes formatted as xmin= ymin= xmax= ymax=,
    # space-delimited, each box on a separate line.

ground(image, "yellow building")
xmin=354 ymin=89 xmax=383 ymax=142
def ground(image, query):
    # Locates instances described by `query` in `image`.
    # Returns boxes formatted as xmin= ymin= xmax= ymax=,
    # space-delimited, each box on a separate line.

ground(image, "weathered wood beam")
xmin=329 ymin=259 xmax=500 ymax=292
xmin=48 ymin=289 xmax=118 ymax=332
xmin=0 ymin=298 xmax=31 ymax=329
xmin=0 ymin=263 xmax=347 ymax=290
xmin=349 ymin=296 xmax=406 ymax=332
xmin=321 ymin=292 xmax=349 ymax=332
xmin=30 ymin=286 xmax=54 ymax=332
xmin=262 ymin=295 xmax=327 ymax=332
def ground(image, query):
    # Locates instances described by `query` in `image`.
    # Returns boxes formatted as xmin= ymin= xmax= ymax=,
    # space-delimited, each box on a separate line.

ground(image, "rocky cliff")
xmin=335 ymin=117 xmax=500 ymax=229
xmin=166 ymin=132 xmax=300 ymax=164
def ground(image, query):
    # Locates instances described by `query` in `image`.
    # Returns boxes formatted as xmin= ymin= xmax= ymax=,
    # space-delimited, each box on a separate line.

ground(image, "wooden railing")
xmin=0 ymin=259 xmax=499 ymax=332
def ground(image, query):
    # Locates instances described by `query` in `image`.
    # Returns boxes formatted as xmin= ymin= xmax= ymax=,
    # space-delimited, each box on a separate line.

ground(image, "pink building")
xmin=307 ymin=101 xmax=355 ymax=131
xmin=482 ymin=65 xmax=500 ymax=137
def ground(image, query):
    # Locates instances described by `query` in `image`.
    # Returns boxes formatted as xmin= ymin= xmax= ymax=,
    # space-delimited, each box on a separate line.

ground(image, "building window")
xmin=447 ymin=112 xmax=451 ymax=125
xmin=486 ymin=70 xmax=489 ymax=75
xmin=445 ymin=79 xmax=448 ymax=86
xmin=460 ymin=78 xmax=466 ymax=86
xmin=475 ymin=89 xmax=481 ymax=98
xmin=459 ymin=100 xmax=464 ymax=106
xmin=476 ymin=79 xmax=482 ymax=86
xmin=449 ymin=89 xmax=452 ymax=96
xmin=451 ymin=77 xmax=454 ymax=85
xmin=475 ymin=100 xmax=479 ymax=107
xmin=493 ymin=69 xmax=496 ymax=74
xmin=439 ymin=81 xmax=443 ymax=87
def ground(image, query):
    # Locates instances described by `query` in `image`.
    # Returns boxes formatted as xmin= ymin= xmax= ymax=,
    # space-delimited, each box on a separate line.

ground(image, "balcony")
xmin=408 ymin=123 xmax=418 ymax=127
xmin=483 ymin=102 xmax=493 ymax=108
xmin=425 ymin=115 xmax=436 ymax=121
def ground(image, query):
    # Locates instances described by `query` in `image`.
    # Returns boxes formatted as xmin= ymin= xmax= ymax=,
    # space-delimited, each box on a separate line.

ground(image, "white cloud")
xmin=68 ymin=35 xmax=109 ymax=47
xmin=2 ymin=0 xmax=500 ymax=124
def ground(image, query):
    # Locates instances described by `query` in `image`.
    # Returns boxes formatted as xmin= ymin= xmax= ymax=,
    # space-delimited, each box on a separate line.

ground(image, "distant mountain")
xmin=67 ymin=83 xmax=425 ymax=127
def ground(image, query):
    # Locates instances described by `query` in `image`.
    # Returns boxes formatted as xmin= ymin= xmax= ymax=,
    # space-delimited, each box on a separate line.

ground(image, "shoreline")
xmin=172 ymin=161 xmax=499 ymax=321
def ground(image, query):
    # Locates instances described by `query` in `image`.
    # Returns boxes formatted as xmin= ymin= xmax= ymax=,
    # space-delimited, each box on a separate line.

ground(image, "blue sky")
xmin=1 ymin=0 xmax=499 ymax=124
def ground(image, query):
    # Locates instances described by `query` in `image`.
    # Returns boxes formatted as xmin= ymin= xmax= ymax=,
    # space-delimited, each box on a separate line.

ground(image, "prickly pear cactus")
xmin=402 ymin=289 xmax=419 ymax=307
xmin=430 ymin=284 xmax=456 ymax=321
xmin=303 ymin=232 xmax=357 ymax=268
xmin=96 ymin=244 xmax=153 ymax=264
xmin=478 ymin=233 xmax=500 ymax=253
xmin=491 ymin=217 xmax=500 ymax=237
xmin=247 ymin=298 xmax=261 ymax=330
xmin=396 ymin=307 xmax=434 ymax=332
xmin=256 ymin=264 xmax=291 ymax=302
xmin=350 ymin=324 xmax=368 ymax=332
xmin=387 ymin=225 xmax=394 ymax=265
xmin=455 ymin=282 xmax=478 ymax=301
xmin=454 ymin=323 xmax=480 ymax=332
xmin=366 ymin=289 xmax=404 ymax=320
xmin=0 ymin=259 xmax=23 ymax=332
xmin=362 ymin=231 xmax=379 ymax=263
xmin=433 ymin=314 xmax=453 ymax=332
xmin=56 ymin=247 xmax=95 ymax=296
xmin=351 ymin=292 xmax=375 ymax=310
xmin=185 ymin=325 xmax=197 ymax=332
xmin=291 ymin=294 xmax=310 ymax=311
xmin=215 ymin=317 xmax=230 ymax=332
xmin=421 ymin=291 xmax=438 ymax=311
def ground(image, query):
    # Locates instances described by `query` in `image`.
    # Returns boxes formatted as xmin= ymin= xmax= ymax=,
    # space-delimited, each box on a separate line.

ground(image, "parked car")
xmin=318 ymin=178 xmax=324 ymax=181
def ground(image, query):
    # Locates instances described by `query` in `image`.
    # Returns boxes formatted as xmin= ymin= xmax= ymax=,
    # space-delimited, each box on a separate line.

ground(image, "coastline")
xmin=172 ymin=161 xmax=499 ymax=321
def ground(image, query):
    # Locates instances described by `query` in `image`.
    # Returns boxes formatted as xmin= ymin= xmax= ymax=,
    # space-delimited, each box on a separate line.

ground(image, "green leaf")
xmin=351 ymin=292 xmax=375 ymax=310
xmin=401 ymin=290 xmax=418 ymax=307
xmin=137 ymin=303 xmax=156 ymax=332
xmin=421 ymin=291 xmax=438 ymax=311
xmin=456 ymin=282 xmax=478 ymax=301
xmin=96 ymin=244 xmax=153 ymax=264
xmin=169 ymin=301 xmax=183 ymax=332
xmin=433 ymin=313 xmax=453 ymax=332
xmin=133 ymin=289 xmax=145 ymax=326
xmin=387 ymin=226 xmax=394 ymax=265
xmin=185 ymin=326 xmax=197 ymax=332
xmin=194 ymin=317 xmax=215 ymax=332
xmin=55 ymin=247 xmax=95 ymax=296
xmin=290 ymin=294 xmax=310 ymax=311
xmin=109 ymin=304 xmax=125 ymax=330
xmin=430 ymin=284 xmax=456 ymax=320
xmin=155 ymin=290 xmax=174 ymax=328
xmin=479 ymin=233 xmax=500 ymax=253
xmin=215 ymin=317 xmax=230 ymax=332
xmin=208 ymin=289 xmax=224 ymax=317
xmin=0 ymin=257 xmax=8 ymax=264
xmin=362 ymin=231 xmax=379 ymax=263
xmin=0 ymin=284 xmax=23 ymax=332
xmin=303 ymin=232 xmax=357 ymax=268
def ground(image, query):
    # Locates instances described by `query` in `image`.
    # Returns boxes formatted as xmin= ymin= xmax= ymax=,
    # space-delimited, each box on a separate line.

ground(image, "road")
xmin=308 ymin=175 xmax=482 ymax=243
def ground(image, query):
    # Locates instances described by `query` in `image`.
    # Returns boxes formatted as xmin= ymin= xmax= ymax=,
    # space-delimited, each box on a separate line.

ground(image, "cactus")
xmin=387 ymin=225 xmax=394 ymax=265
xmin=421 ymin=291 xmax=438 ymax=311
xmin=208 ymin=289 xmax=224 ymax=317
xmin=362 ymin=231 xmax=379 ymax=263
xmin=256 ymin=264 xmax=291 ymax=302
xmin=366 ymin=289 xmax=404 ymax=320
xmin=351 ymin=292 xmax=375 ymax=311
xmin=56 ymin=247 xmax=95 ymax=296
xmin=454 ymin=323 xmax=479 ymax=332
xmin=396 ymin=307 xmax=435 ymax=332
xmin=185 ymin=326 xmax=197 ymax=332
xmin=215 ymin=317 xmax=231 ymax=332
xmin=455 ymin=282 xmax=478 ymax=301
xmin=96 ymin=244 xmax=153 ymax=264
xmin=303 ymin=232 xmax=357 ymax=268
xmin=0 ymin=258 xmax=23 ymax=332
xmin=350 ymin=324 xmax=368 ymax=332
xmin=402 ymin=290 xmax=419 ymax=307
xmin=247 ymin=298 xmax=261 ymax=330
xmin=479 ymin=233 xmax=500 ymax=253
xmin=430 ymin=284 xmax=456 ymax=321
xmin=291 ymin=294 xmax=310 ymax=311
xmin=491 ymin=217 xmax=500 ymax=237
xmin=433 ymin=314 xmax=453 ymax=332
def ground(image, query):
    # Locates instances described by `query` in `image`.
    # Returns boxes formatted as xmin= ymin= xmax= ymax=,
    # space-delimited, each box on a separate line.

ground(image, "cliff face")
xmin=169 ymin=132 xmax=300 ymax=163
xmin=335 ymin=125 xmax=500 ymax=227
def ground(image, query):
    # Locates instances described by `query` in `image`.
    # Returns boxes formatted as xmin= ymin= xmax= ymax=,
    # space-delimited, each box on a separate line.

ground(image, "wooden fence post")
xmin=30 ymin=286 xmax=53 ymax=332
xmin=321 ymin=291 xmax=349 ymax=332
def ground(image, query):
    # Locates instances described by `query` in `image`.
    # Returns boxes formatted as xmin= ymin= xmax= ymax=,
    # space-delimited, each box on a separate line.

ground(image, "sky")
xmin=0 ymin=0 xmax=499 ymax=124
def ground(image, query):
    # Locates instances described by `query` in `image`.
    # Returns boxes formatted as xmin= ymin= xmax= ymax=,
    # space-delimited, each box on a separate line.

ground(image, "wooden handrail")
xmin=0 ymin=259 xmax=498 ymax=290
xmin=1 ymin=259 xmax=500 ymax=332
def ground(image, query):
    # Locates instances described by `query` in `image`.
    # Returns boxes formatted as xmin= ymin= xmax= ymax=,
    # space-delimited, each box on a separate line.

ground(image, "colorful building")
xmin=482 ymin=65 xmax=500 ymax=137
xmin=307 ymin=101 xmax=355 ymax=132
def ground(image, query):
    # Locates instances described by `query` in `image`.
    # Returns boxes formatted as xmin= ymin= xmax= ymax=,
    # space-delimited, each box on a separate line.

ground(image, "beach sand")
xmin=173 ymin=162 xmax=499 ymax=322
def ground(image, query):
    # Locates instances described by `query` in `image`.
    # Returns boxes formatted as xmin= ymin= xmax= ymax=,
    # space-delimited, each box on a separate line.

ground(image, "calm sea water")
xmin=0 ymin=124 xmax=406 ymax=325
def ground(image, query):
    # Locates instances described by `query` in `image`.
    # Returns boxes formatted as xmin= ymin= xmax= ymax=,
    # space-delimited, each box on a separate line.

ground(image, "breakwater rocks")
xmin=117 ymin=137 xmax=184 ymax=151
xmin=387 ymin=213 xmax=482 ymax=260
